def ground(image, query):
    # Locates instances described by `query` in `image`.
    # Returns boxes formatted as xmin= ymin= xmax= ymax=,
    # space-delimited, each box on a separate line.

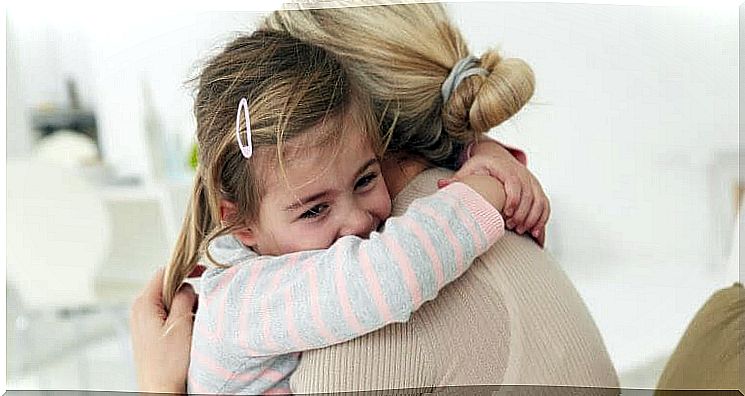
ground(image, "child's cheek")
xmin=375 ymin=187 xmax=393 ymax=220
xmin=294 ymin=222 xmax=337 ymax=251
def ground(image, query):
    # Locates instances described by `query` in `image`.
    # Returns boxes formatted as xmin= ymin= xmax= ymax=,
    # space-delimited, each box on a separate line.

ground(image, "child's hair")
xmin=163 ymin=30 xmax=381 ymax=310
xmin=263 ymin=2 xmax=535 ymax=167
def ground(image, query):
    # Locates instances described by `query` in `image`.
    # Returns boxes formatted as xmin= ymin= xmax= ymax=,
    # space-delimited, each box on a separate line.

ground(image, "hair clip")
xmin=236 ymin=97 xmax=253 ymax=159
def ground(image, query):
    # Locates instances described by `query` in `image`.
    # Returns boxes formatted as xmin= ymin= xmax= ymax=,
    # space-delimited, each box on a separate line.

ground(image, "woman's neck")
xmin=380 ymin=152 xmax=433 ymax=199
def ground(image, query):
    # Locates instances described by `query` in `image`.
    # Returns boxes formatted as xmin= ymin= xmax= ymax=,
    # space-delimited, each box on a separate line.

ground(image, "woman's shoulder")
xmin=391 ymin=167 xmax=455 ymax=216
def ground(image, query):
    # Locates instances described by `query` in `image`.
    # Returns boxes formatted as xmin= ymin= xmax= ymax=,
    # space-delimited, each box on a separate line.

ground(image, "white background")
xmin=4 ymin=0 xmax=741 ymax=390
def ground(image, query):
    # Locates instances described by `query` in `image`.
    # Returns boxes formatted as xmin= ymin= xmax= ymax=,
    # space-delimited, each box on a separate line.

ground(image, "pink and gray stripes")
xmin=187 ymin=182 xmax=505 ymax=395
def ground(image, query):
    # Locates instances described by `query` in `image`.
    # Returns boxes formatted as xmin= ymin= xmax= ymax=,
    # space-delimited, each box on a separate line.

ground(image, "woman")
xmin=130 ymin=2 xmax=619 ymax=393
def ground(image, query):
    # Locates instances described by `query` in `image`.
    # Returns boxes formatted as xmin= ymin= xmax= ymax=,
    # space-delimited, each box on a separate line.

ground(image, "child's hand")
xmin=440 ymin=140 xmax=550 ymax=246
xmin=450 ymin=174 xmax=507 ymax=214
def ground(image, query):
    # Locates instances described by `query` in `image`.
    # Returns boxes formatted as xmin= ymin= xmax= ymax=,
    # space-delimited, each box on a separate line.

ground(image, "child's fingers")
xmin=540 ymin=193 xmax=551 ymax=227
xmin=535 ymin=230 xmax=545 ymax=247
xmin=510 ymin=184 xmax=534 ymax=233
xmin=521 ymin=200 xmax=545 ymax=235
xmin=540 ymin=191 xmax=551 ymax=226
xmin=531 ymin=223 xmax=546 ymax=247
xmin=502 ymin=175 xmax=522 ymax=219
xmin=521 ymin=181 xmax=548 ymax=234
xmin=534 ymin=179 xmax=550 ymax=224
xmin=531 ymin=201 xmax=551 ymax=240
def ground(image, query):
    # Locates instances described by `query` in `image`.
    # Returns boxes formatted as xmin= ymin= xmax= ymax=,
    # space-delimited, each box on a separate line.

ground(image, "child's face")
xmin=244 ymin=121 xmax=392 ymax=256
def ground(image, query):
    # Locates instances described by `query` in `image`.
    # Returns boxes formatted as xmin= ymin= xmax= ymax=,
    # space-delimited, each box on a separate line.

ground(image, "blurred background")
xmin=5 ymin=1 xmax=740 ymax=391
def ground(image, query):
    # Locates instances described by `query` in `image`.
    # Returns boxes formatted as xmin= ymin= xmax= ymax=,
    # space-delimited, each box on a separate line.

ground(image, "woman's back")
xmin=290 ymin=168 xmax=619 ymax=392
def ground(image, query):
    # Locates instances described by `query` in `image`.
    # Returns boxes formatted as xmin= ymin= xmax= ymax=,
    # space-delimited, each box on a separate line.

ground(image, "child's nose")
xmin=338 ymin=206 xmax=375 ymax=239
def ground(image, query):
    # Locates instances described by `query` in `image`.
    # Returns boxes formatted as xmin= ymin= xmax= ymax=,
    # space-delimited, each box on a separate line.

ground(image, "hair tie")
xmin=236 ymin=97 xmax=253 ymax=159
xmin=441 ymin=55 xmax=488 ymax=104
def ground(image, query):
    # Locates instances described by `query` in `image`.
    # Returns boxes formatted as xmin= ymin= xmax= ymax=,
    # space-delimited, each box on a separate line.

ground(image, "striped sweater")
xmin=187 ymin=182 xmax=505 ymax=395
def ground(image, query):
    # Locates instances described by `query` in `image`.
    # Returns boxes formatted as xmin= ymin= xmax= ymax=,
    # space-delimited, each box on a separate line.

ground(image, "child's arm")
xmin=451 ymin=138 xmax=550 ymax=246
xmin=199 ymin=181 xmax=505 ymax=357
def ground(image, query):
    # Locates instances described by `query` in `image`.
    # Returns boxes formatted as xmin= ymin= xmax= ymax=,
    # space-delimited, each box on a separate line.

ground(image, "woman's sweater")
xmin=290 ymin=167 xmax=619 ymax=393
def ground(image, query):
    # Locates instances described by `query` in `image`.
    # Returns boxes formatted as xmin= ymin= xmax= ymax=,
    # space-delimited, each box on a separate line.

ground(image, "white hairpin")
xmin=236 ymin=97 xmax=253 ymax=159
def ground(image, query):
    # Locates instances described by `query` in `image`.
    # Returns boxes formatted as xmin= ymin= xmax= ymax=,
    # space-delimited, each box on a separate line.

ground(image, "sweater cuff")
xmin=440 ymin=183 xmax=505 ymax=245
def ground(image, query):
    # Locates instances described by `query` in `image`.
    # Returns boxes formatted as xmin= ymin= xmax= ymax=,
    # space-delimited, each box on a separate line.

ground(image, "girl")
xmin=168 ymin=30 xmax=519 ymax=395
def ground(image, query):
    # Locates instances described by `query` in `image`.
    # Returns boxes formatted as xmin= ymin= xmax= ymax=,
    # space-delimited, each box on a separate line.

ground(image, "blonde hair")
xmin=163 ymin=30 xmax=381 ymax=310
xmin=263 ymin=2 xmax=535 ymax=167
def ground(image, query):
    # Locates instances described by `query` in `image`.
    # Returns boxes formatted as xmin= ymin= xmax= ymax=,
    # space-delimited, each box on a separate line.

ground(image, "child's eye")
xmin=355 ymin=172 xmax=378 ymax=190
xmin=299 ymin=204 xmax=329 ymax=219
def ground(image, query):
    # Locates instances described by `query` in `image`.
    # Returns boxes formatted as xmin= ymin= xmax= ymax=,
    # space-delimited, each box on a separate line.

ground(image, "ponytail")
xmin=163 ymin=171 xmax=214 ymax=311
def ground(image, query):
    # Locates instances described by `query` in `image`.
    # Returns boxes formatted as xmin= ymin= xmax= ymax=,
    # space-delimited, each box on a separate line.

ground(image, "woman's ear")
xmin=220 ymin=199 xmax=257 ymax=247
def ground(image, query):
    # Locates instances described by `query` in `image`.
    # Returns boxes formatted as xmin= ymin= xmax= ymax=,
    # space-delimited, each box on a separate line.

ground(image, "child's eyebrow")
xmin=283 ymin=158 xmax=379 ymax=212
xmin=284 ymin=191 xmax=329 ymax=212
xmin=355 ymin=158 xmax=379 ymax=179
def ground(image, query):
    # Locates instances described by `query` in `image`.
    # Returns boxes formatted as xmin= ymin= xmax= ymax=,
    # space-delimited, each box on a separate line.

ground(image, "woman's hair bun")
xmin=442 ymin=49 xmax=535 ymax=137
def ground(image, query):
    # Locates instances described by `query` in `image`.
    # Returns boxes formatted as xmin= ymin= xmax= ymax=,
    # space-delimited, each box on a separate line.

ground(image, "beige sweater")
xmin=290 ymin=168 xmax=619 ymax=393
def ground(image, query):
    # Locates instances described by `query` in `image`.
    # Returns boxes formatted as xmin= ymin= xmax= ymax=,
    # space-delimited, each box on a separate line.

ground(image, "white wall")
xmin=449 ymin=2 xmax=739 ymax=374
xmin=6 ymin=13 xmax=33 ymax=158
xmin=449 ymin=2 xmax=739 ymax=376
xmin=6 ymin=1 xmax=740 ymax=383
